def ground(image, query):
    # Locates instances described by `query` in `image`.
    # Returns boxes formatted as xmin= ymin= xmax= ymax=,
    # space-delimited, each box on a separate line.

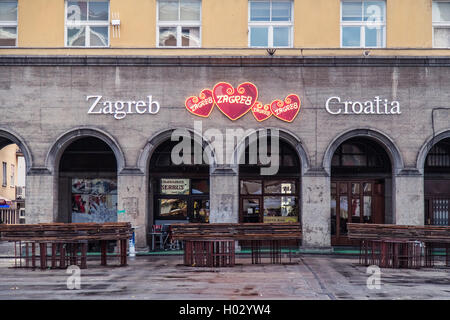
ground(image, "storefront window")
xmin=263 ymin=196 xmax=297 ymax=223
xmin=154 ymin=177 xmax=209 ymax=222
xmin=71 ymin=178 xmax=117 ymax=223
xmin=240 ymin=180 xmax=262 ymax=195
xmin=158 ymin=198 xmax=188 ymax=219
xmin=240 ymin=179 xmax=299 ymax=223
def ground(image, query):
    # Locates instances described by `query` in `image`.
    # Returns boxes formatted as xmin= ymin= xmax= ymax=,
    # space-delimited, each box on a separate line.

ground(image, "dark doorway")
xmin=58 ymin=137 xmax=118 ymax=224
xmin=330 ymin=138 xmax=391 ymax=245
xmin=424 ymin=138 xmax=450 ymax=226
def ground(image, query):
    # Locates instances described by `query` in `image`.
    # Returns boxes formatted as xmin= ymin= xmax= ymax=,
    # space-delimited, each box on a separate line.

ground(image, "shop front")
xmin=1 ymin=56 xmax=449 ymax=250
xmin=149 ymin=135 xmax=210 ymax=228
xmin=239 ymin=137 xmax=300 ymax=225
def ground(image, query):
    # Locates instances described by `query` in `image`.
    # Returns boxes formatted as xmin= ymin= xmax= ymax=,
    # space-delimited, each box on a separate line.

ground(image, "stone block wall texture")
xmin=1 ymin=60 xmax=448 ymax=248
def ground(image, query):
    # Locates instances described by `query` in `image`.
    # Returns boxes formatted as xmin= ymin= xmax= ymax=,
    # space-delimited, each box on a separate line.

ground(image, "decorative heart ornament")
xmin=270 ymin=94 xmax=301 ymax=123
xmin=251 ymin=101 xmax=272 ymax=122
xmin=185 ymin=89 xmax=215 ymax=117
xmin=213 ymin=82 xmax=258 ymax=121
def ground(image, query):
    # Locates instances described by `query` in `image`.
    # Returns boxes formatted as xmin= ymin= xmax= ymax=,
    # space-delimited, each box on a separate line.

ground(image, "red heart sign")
xmin=213 ymin=82 xmax=258 ymax=121
xmin=185 ymin=89 xmax=215 ymax=117
xmin=251 ymin=101 xmax=272 ymax=122
xmin=270 ymin=94 xmax=301 ymax=123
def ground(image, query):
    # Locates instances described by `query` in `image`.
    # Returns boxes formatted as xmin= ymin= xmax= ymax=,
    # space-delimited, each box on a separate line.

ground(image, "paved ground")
xmin=0 ymin=252 xmax=449 ymax=300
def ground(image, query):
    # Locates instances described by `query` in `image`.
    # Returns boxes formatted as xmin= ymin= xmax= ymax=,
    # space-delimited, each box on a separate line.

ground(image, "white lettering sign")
xmin=325 ymin=96 xmax=401 ymax=115
xmin=87 ymin=95 xmax=161 ymax=120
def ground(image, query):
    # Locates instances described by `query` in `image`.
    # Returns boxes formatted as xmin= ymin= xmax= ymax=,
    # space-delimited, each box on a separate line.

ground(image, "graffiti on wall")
xmin=71 ymin=178 xmax=118 ymax=223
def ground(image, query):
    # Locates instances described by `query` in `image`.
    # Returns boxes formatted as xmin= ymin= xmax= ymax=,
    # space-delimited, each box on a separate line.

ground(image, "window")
xmin=248 ymin=0 xmax=293 ymax=47
xmin=433 ymin=1 xmax=450 ymax=48
xmin=240 ymin=179 xmax=299 ymax=223
xmin=2 ymin=162 xmax=6 ymax=187
xmin=0 ymin=1 xmax=17 ymax=47
xmin=155 ymin=178 xmax=209 ymax=222
xmin=341 ymin=1 xmax=385 ymax=48
xmin=65 ymin=0 xmax=109 ymax=47
xmin=10 ymin=164 xmax=14 ymax=187
xmin=157 ymin=0 xmax=201 ymax=47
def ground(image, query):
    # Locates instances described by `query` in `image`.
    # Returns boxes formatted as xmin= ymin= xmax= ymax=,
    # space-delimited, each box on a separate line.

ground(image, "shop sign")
xmin=185 ymin=89 xmax=215 ymax=118
xmin=185 ymin=82 xmax=301 ymax=123
xmin=270 ymin=94 xmax=301 ymax=123
xmin=325 ymin=96 xmax=401 ymax=115
xmin=212 ymin=82 xmax=258 ymax=121
xmin=263 ymin=216 xmax=298 ymax=223
xmin=161 ymin=178 xmax=190 ymax=195
xmin=87 ymin=95 xmax=161 ymax=120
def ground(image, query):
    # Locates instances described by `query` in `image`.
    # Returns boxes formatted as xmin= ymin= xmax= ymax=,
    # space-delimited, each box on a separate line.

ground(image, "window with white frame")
xmin=65 ymin=0 xmax=109 ymax=47
xmin=10 ymin=164 xmax=14 ymax=187
xmin=157 ymin=0 xmax=201 ymax=47
xmin=2 ymin=162 xmax=6 ymax=187
xmin=341 ymin=1 xmax=386 ymax=48
xmin=433 ymin=1 xmax=450 ymax=48
xmin=248 ymin=0 xmax=293 ymax=48
xmin=0 ymin=1 xmax=17 ymax=47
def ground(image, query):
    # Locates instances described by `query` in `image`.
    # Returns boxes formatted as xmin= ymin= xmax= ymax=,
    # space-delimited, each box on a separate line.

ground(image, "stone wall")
xmin=1 ymin=57 xmax=449 ymax=249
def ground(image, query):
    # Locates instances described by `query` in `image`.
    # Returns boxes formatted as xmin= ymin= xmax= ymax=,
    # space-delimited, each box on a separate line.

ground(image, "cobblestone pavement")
xmin=0 ymin=254 xmax=449 ymax=300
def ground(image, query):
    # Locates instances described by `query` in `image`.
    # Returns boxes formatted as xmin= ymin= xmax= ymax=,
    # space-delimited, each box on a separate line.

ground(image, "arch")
xmin=45 ymin=127 xmax=125 ymax=174
xmin=416 ymin=130 xmax=450 ymax=173
xmin=0 ymin=128 xmax=33 ymax=173
xmin=233 ymin=127 xmax=310 ymax=174
xmin=137 ymin=127 xmax=217 ymax=174
xmin=323 ymin=128 xmax=404 ymax=175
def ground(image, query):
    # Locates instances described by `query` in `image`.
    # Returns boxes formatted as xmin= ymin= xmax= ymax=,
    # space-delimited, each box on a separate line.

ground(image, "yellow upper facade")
xmin=0 ymin=0 xmax=449 ymax=56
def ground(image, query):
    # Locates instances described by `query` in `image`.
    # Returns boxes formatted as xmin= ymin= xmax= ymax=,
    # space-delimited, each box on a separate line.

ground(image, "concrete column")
xmin=209 ymin=167 xmax=239 ymax=223
xmin=394 ymin=173 xmax=424 ymax=226
xmin=26 ymin=169 xmax=55 ymax=224
xmin=301 ymin=171 xmax=332 ymax=251
xmin=117 ymin=170 xmax=148 ymax=251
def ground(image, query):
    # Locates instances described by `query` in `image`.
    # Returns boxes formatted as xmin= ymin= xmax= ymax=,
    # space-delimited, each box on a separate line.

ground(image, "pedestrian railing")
xmin=0 ymin=209 xmax=19 ymax=224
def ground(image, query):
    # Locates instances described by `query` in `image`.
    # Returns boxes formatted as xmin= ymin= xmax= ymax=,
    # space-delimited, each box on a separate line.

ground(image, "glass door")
xmin=191 ymin=198 xmax=210 ymax=223
xmin=241 ymin=197 xmax=261 ymax=223
xmin=331 ymin=180 xmax=384 ymax=245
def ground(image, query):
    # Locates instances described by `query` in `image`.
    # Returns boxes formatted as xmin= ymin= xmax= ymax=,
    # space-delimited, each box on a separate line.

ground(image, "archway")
xmin=56 ymin=136 xmax=118 ymax=224
xmin=423 ymin=137 xmax=450 ymax=226
xmin=237 ymin=129 xmax=303 ymax=249
xmin=0 ymin=130 xmax=31 ymax=224
xmin=329 ymin=137 xmax=392 ymax=245
xmin=148 ymin=130 xmax=211 ymax=233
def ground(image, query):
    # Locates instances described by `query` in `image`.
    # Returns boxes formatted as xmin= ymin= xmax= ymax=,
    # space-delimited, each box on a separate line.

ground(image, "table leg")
xmin=101 ymin=241 xmax=107 ymax=266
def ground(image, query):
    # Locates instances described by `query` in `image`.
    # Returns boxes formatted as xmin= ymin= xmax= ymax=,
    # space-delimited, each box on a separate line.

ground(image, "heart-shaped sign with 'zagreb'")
xmin=213 ymin=82 xmax=258 ymax=120
xmin=185 ymin=89 xmax=215 ymax=117
xmin=251 ymin=101 xmax=272 ymax=122
xmin=270 ymin=94 xmax=301 ymax=123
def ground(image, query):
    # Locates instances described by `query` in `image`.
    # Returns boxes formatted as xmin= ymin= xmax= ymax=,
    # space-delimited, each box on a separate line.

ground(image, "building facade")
xmin=1 ymin=0 xmax=450 ymax=250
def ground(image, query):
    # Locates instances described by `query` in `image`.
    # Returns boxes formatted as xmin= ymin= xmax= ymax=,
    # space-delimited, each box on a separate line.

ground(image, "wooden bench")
xmin=0 ymin=222 xmax=133 ymax=270
xmin=348 ymin=223 xmax=450 ymax=268
xmin=171 ymin=223 xmax=302 ymax=267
